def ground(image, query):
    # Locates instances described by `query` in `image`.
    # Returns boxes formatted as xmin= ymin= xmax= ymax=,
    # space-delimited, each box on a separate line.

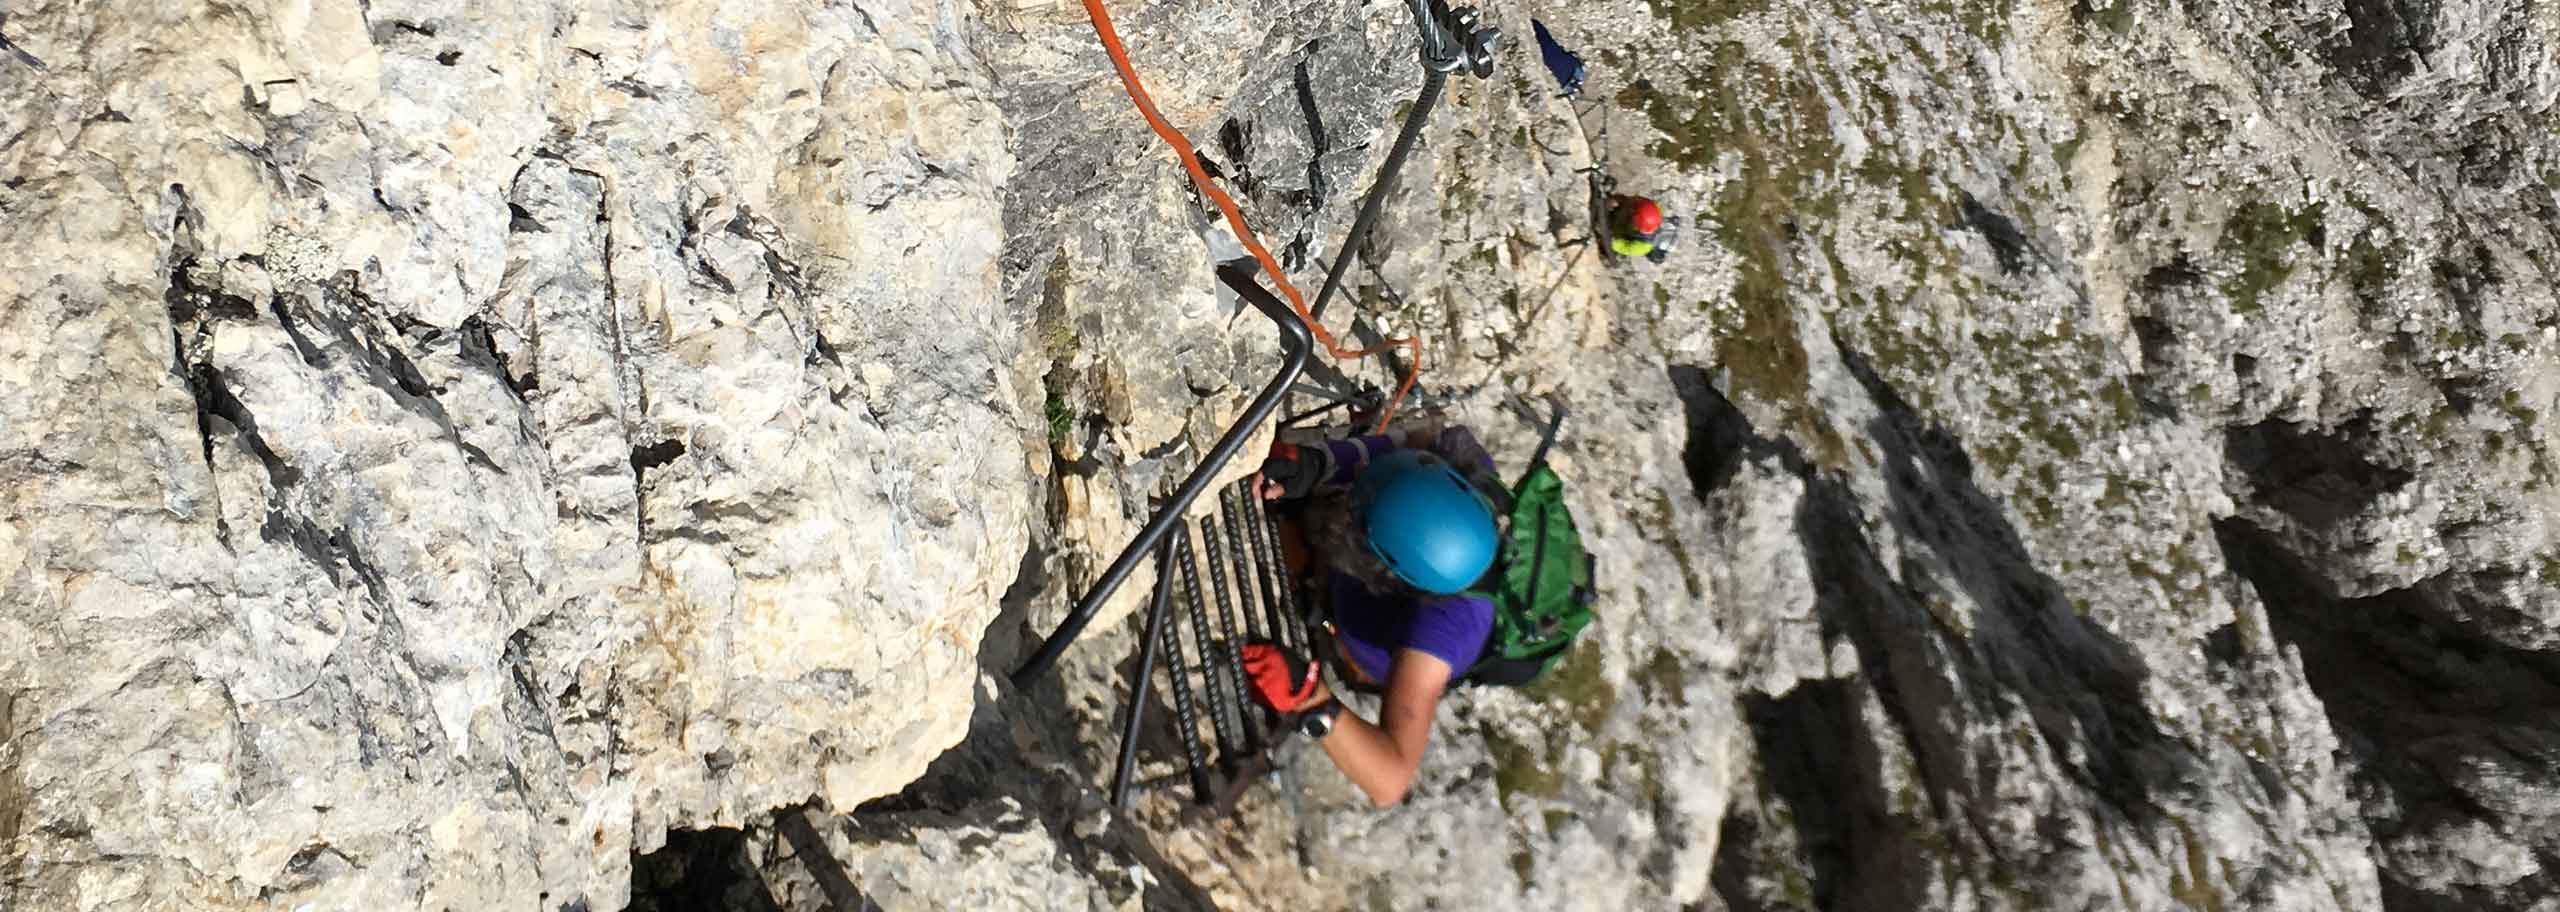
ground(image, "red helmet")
xmin=1630 ymin=198 xmax=1664 ymax=235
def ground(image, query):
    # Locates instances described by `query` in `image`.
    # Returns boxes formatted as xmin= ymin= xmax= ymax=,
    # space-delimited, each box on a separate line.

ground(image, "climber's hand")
xmin=1257 ymin=442 xmax=1329 ymax=501
xmin=1242 ymin=641 xmax=1324 ymax=712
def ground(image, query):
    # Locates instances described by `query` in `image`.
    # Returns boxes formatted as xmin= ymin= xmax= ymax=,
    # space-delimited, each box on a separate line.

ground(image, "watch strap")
xmin=1299 ymin=700 xmax=1342 ymax=738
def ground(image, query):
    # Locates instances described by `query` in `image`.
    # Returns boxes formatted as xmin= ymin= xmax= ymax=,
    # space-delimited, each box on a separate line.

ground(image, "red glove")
xmin=1242 ymin=642 xmax=1321 ymax=712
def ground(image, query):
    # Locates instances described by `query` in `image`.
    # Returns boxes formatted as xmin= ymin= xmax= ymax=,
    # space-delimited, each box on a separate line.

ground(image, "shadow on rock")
xmin=841 ymin=540 xmax=1219 ymax=911
xmin=629 ymin=826 xmax=785 ymax=912
xmin=1677 ymin=355 xmax=2187 ymax=909
xmin=627 ymin=540 xmax=1218 ymax=911
xmin=2223 ymin=415 xmax=2411 ymax=530
xmin=2217 ymin=518 xmax=2560 ymax=911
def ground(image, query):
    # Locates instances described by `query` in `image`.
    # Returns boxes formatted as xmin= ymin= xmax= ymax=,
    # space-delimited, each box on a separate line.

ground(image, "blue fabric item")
xmin=1533 ymin=19 xmax=1585 ymax=97
xmin=1331 ymin=572 xmax=1495 ymax=683
xmin=1354 ymin=450 xmax=1499 ymax=593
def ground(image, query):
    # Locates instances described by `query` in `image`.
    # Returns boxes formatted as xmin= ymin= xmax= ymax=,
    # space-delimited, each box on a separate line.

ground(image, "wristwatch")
xmin=1297 ymin=700 xmax=1343 ymax=739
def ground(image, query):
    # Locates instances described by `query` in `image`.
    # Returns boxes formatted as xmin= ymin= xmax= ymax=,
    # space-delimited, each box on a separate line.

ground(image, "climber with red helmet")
xmin=1608 ymin=194 xmax=1670 ymax=260
xmin=1242 ymin=423 xmax=1504 ymax=807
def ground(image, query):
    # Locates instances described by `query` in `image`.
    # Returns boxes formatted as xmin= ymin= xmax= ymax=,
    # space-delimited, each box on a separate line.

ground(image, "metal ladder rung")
xmin=1110 ymin=475 xmax=1313 ymax=815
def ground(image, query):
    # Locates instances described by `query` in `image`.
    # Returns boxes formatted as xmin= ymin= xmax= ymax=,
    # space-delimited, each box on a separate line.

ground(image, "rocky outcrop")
xmin=634 ymin=800 xmax=1143 ymax=912
xmin=1609 ymin=0 xmax=2560 ymax=909
xmin=976 ymin=0 xmax=2560 ymax=908
xmin=2221 ymin=520 xmax=2560 ymax=911
xmin=6 ymin=0 xmax=2560 ymax=909
xmin=3 ymin=1 xmax=1027 ymax=908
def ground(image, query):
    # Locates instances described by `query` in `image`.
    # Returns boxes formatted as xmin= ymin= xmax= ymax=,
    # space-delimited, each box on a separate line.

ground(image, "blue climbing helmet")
xmin=1352 ymin=450 xmax=1499 ymax=594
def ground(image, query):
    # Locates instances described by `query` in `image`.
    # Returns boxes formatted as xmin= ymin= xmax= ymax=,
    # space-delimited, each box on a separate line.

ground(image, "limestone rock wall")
xmin=967 ymin=0 xmax=2560 ymax=910
xmin=6 ymin=0 xmax=2560 ymax=910
xmin=2 ymin=1 xmax=1031 ymax=908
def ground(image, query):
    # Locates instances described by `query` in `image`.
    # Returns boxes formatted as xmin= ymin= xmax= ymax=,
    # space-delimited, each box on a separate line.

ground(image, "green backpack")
xmin=1461 ymin=420 xmax=1597 ymax=687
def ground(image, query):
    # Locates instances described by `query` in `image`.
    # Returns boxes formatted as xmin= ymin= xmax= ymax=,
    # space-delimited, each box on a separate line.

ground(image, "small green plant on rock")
xmin=1045 ymin=385 xmax=1074 ymax=449
xmin=2220 ymin=201 xmax=2325 ymax=313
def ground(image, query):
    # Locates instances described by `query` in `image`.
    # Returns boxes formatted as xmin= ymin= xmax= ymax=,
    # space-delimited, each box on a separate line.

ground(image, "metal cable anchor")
xmin=1407 ymin=0 xmax=1500 ymax=78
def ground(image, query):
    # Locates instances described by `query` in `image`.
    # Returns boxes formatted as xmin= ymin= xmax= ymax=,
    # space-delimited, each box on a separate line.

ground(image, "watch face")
xmin=1300 ymin=708 xmax=1332 ymax=738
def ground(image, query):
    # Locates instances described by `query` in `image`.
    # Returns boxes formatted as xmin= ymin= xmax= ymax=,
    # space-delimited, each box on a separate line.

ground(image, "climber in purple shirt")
xmin=1240 ymin=423 xmax=1504 ymax=807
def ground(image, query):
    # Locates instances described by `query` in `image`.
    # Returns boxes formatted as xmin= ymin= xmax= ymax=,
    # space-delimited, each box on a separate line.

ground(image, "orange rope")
xmin=1078 ymin=0 xmax=1420 ymax=435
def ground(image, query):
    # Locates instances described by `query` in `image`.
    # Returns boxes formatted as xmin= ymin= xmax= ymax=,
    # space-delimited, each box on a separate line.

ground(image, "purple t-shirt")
xmin=1331 ymin=572 xmax=1494 ymax=684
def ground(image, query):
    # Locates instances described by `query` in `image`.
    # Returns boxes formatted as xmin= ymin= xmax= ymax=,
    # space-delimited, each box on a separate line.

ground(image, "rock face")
xmin=5 ymin=0 xmax=2560 ymax=910
xmin=3 ymin=1 xmax=1027 ymax=908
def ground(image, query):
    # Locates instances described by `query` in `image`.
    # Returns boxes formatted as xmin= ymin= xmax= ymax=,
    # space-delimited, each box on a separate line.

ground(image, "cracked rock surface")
xmin=5 ymin=1 xmax=1027 ymax=908
xmin=5 ymin=0 xmax=2560 ymax=910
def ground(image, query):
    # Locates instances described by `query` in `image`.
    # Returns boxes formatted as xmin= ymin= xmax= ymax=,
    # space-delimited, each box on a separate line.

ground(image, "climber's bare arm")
xmin=1319 ymin=648 xmax=1449 ymax=808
